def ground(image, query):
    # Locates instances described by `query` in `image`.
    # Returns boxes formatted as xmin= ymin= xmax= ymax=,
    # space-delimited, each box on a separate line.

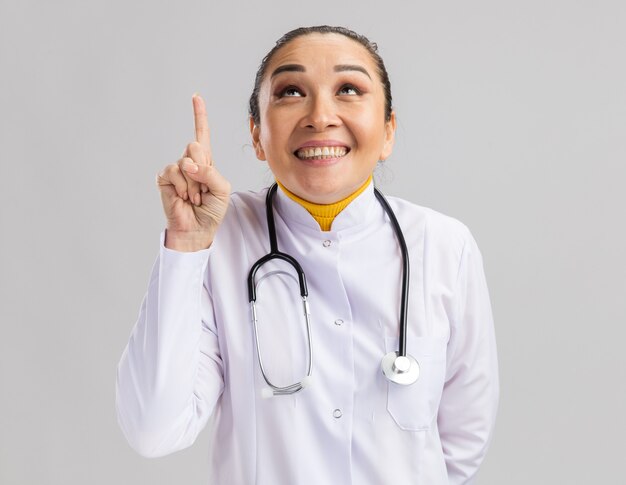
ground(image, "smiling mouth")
xmin=294 ymin=146 xmax=350 ymax=160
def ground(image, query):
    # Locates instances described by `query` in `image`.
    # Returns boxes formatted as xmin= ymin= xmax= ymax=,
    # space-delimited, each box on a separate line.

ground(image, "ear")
xmin=249 ymin=116 xmax=266 ymax=161
xmin=379 ymin=110 xmax=397 ymax=161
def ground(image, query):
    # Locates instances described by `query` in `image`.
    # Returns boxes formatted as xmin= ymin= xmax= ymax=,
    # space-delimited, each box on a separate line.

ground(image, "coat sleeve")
xmin=437 ymin=228 xmax=500 ymax=484
xmin=115 ymin=229 xmax=225 ymax=458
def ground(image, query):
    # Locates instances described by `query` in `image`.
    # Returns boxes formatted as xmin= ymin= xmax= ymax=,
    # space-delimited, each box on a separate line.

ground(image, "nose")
xmin=300 ymin=92 xmax=341 ymax=131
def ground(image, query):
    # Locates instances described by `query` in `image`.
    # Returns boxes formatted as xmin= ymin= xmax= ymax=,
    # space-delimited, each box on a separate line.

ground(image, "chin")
xmin=301 ymin=183 xmax=349 ymax=204
xmin=286 ymin=171 xmax=365 ymax=203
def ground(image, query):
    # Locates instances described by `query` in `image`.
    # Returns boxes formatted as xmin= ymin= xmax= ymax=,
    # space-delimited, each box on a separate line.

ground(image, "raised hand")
xmin=156 ymin=94 xmax=231 ymax=251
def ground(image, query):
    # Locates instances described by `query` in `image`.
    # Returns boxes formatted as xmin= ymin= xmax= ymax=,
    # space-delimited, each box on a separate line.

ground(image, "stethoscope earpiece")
xmin=261 ymin=387 xmax=275 ymax=399
xmin=300 ymin=375 xmax=312 ymax=389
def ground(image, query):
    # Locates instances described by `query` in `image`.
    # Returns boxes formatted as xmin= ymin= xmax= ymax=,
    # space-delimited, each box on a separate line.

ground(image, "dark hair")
xmin=248 ymin=25 xmax=393 ymax=126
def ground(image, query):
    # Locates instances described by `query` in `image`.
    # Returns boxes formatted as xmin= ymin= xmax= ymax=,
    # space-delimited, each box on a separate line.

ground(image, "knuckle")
xmin=158 ymin=165 xmax=173 ymax=181
xmin=178 ymin=157 xmax=192 ymax=171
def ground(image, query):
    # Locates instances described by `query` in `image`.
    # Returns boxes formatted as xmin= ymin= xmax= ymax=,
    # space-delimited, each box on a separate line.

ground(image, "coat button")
xmin=333 ymin=409 xmax=343 ymax=419
xmin=334 ymin=319 xmax=343 ymax=326
xmin=323 ymin=239 xmax=331 ymax=247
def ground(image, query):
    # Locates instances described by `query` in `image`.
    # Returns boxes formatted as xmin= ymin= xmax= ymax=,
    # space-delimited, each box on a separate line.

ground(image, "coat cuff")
xmin=159 ymin=229 xmax=213 ymax=262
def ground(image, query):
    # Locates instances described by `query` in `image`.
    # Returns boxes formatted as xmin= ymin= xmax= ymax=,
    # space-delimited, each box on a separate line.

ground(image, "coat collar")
xmin=273 ymin=181 xmax=380 ymax=234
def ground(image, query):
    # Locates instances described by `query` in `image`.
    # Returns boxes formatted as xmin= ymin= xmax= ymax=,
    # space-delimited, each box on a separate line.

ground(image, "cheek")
xmin=355 ymin=121 xmax=385 ymax=147
xmin=262 ymin=121 xmax=289 ymax=150
xmin=349 ymin=105 xmax=385 ymax=137
xmin=259 ymin=132 xmax=278 ymax=156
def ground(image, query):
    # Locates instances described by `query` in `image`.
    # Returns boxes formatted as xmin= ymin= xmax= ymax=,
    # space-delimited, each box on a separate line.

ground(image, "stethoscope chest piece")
xmin=381 ymin=351 xmax=420 ymax=385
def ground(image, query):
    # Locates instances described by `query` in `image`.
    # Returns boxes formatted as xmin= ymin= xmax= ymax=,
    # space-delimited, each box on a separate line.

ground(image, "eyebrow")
xmin=270 ymin=63 xmax=372 ymax=80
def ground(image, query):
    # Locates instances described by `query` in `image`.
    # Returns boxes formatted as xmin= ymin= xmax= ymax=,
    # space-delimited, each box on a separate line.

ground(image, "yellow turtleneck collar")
xmin=276 ymin=175 xmax=373 ymax=231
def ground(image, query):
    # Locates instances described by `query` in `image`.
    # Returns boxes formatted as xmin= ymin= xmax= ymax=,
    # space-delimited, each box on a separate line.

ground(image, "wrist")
xmin=164 ymin=228 xmax=213 ymax=252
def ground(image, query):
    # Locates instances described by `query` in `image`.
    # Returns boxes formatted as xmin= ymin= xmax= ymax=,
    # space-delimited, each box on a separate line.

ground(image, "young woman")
xmin=116 ymin=25 xmax=499 ymax=485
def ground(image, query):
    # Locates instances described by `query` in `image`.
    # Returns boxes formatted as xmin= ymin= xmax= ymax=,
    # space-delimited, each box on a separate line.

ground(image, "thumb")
xmin=182 ymin=161 xmax=231 ymax=198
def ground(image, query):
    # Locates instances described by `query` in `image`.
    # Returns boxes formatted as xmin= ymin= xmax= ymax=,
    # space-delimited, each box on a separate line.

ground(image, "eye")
xmin=278 ymin=86 xmax=303 ymax=97
xmin=338 ymin=84 xmax=360 ymax=95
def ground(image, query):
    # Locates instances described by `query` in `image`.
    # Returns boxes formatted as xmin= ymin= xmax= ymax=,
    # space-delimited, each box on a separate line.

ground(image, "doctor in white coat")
xmin=116 ymin=25 xmax=499 ymax=485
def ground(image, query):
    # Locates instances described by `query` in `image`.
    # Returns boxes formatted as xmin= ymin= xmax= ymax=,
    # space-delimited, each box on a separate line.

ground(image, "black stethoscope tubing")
xmin=373 ymin=187 xmax=410 ymax=359
xmin=247 ymin=182 xmax=414 ymax=393
xmin=247 ymin=183 xmax=309 ymax=303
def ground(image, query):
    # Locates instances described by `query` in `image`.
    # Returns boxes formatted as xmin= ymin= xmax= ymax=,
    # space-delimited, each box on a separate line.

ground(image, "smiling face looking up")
xmin=250 ymin=33 xmax=397 ymax=204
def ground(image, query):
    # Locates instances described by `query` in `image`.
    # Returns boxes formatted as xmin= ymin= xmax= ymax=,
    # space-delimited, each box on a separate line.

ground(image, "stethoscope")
xmin=248 ymin=182 xmax=420 ymax=397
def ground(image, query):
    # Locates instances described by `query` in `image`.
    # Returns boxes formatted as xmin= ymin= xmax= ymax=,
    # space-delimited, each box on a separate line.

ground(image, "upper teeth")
xmin=296 ymin=146 xmax=348 ymax=159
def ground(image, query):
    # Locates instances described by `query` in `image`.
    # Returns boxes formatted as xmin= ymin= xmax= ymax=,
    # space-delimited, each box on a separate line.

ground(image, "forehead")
xmin=265 ymin=33 xmax=377 ymax=77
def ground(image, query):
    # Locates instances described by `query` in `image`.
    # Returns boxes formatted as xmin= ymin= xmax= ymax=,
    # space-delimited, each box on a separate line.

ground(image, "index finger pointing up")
xmin=192 ymin=93 xmax=212 ymax=158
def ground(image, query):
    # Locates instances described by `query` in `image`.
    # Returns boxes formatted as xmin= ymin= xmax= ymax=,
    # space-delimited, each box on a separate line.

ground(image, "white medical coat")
xmin=116 ymin=183 xmax=499 ymax=485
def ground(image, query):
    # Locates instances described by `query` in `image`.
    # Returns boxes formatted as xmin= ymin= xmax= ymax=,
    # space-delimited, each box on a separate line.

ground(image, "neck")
xmin=276 ymin=176 xmax=373 ymax=231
